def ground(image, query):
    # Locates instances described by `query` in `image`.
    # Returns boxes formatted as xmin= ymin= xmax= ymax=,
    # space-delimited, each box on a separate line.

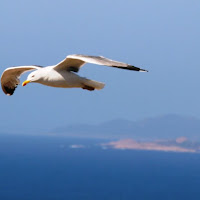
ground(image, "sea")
xmin=0 ymin=133 xmax=200 ymax=200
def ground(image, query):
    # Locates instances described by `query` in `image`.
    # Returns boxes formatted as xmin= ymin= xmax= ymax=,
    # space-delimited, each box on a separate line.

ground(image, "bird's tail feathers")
xmin=84 ymin=79 xmax=105 ymax=90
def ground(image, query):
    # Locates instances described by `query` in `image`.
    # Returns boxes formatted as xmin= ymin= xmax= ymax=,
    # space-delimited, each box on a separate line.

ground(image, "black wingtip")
xmin=111 ymin=65 xmax=148 ymax=72
xmin=139 ymin=69 xmax=148 ymax=72
xmin=128 ymin=65 xmax=148 ymax=72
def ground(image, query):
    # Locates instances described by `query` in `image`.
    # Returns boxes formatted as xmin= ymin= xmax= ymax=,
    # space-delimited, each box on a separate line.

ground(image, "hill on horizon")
xmin=50 ymin=114 xmax=200 ymax=140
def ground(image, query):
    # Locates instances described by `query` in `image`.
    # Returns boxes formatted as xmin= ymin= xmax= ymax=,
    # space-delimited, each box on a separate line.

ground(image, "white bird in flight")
xmin=1 ymin=54 xmax=148 ymax=96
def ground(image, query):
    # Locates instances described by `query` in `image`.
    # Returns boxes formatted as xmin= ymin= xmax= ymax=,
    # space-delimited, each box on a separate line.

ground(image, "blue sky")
xmin=0 ymin=0 xmax=200 ymax=133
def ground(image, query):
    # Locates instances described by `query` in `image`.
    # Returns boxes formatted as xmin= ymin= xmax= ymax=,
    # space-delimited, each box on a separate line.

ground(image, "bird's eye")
xmin=31 ymin=75 xmax=35 ymax=78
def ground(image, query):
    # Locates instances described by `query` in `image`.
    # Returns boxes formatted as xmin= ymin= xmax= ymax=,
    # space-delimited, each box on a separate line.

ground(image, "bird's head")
xmin=22 ymin=70 xmax=42 ymax=86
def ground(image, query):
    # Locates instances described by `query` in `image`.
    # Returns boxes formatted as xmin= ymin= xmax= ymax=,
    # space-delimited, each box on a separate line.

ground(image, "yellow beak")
xmin=22 ymin=80 xmax=30 ymax=86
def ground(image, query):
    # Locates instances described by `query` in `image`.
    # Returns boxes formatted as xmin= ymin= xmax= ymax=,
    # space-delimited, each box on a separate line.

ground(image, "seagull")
xmin=1 ymin=54 xmax=148 ymax=96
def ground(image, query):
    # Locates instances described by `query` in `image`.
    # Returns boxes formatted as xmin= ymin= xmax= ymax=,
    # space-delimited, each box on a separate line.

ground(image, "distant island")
xmin=101 ymin=137 xmax=199 ymax=153
xmin=49 ymin=114 xmax=200 ymax=153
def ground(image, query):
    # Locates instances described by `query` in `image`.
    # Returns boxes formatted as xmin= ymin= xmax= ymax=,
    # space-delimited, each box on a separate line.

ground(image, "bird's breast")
xmin=39 ymin=70 xmax=83 ymax=88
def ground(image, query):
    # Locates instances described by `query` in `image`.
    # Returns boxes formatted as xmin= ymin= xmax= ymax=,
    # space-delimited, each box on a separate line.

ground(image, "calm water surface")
xmin=0 ymin=134 xmax=200 ymax=200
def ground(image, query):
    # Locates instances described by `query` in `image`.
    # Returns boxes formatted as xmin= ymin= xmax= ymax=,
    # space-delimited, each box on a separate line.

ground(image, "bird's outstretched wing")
xmin=1 ymin=65 xmax=42 ymax=95
xmin=53 ymin=54 xmax=148 ymax=72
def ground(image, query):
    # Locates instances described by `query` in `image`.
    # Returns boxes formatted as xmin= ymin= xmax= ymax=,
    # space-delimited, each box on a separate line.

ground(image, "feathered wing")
xmin=1 ymin=66 xmax=42 ymax=95
xmin=53 ymin=54 xmax=148 ymax=72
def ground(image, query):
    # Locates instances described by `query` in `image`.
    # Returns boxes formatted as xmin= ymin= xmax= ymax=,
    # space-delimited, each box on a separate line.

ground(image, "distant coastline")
xmin=101 ymin=138 xmax=198 ymax=153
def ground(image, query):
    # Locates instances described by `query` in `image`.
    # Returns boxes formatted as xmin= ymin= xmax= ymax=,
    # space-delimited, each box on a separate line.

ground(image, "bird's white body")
xmin=30 ymin=66 xmax=104 ymax=90
xmin=1 ymin=54 xmax=148 ymax=95
xmin=33 ymin=66 xmax=83 ymax=88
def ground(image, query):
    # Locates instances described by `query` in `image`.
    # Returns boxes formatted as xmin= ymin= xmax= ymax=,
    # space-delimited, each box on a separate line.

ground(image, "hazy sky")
xmin=0 ymin=0 xmax=200 ymax=133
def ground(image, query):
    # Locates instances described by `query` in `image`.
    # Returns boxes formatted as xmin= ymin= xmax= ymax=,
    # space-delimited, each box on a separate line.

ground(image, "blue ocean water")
xmin=0 ymin=134 xmax=200 ymax=200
